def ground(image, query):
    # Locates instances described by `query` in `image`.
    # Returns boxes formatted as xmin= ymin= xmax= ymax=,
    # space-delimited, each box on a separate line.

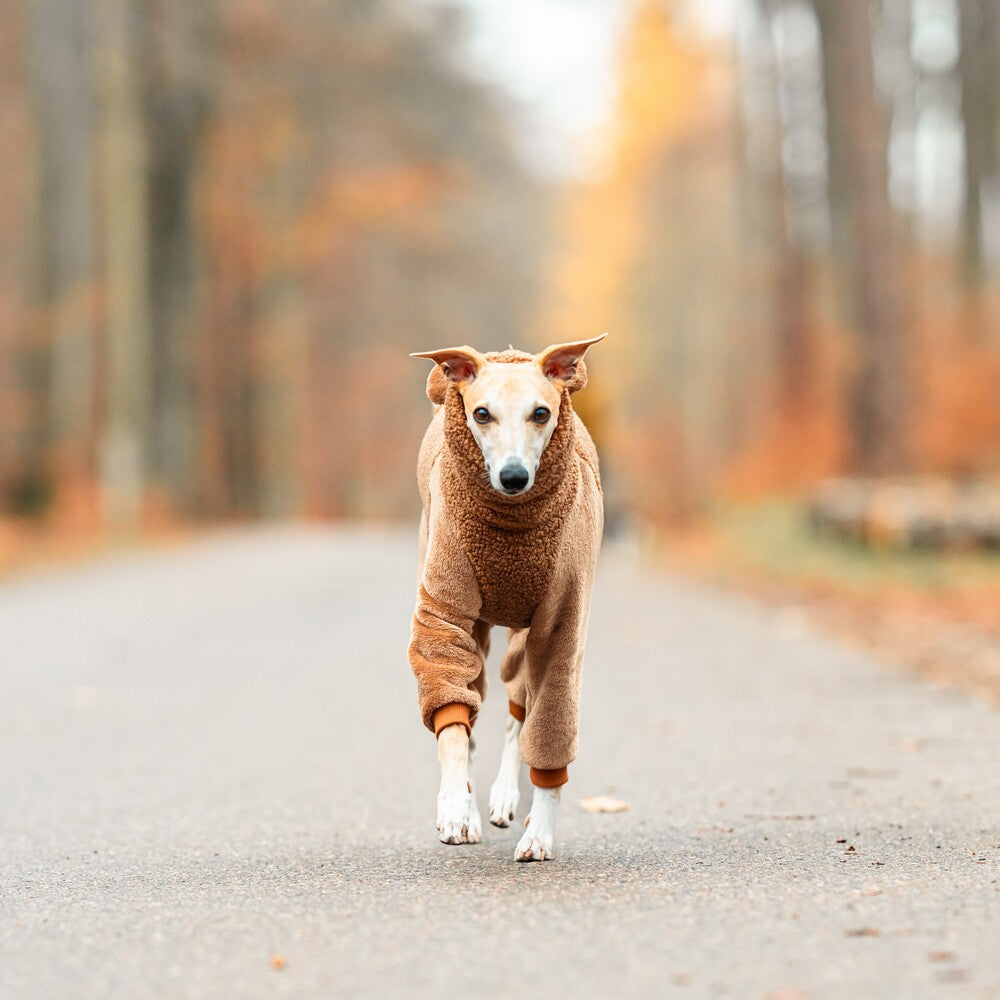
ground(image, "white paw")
xmin=437 ymin=785 xmax=472 ymax=845
xmin=515 ymin=825 xmax=554 ymax=861
xmin=488 ymin=775 xmax=520 ymax=828
xmin=514 ymin=786 xmax=559 ymax=862
xmin=466 ymin=799 xmax=483 ymax=844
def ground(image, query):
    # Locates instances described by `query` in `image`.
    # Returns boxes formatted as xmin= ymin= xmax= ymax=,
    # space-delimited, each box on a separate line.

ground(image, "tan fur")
xmin=409 ymin=345 xmax=604 ymax=780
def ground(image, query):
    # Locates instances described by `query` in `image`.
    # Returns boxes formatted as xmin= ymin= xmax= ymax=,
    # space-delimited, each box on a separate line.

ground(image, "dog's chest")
xmin=463 ymin=523 xmax=558 ymax=628
xmin=442 ymin=468 xmax=576 ymax=630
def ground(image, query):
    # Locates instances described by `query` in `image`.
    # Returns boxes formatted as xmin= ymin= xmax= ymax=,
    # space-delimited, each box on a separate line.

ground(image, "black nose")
xmin=499 ymin=465 xmax=529 ymax=492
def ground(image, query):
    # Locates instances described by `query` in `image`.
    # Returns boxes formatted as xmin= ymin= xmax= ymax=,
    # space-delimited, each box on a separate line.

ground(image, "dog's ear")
xmin=535 ymin=333 xmax=607 ymax=393
xmin=410 ymin=346 xmax=485 ymax=404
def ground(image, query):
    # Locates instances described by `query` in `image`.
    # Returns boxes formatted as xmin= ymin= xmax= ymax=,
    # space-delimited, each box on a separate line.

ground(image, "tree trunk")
xmin=763 ymin=0 xmax=817 ymax=421
xmin=97 ymin=0 xmax=152 ymax=533
xmin=248 ymin=103 xmax=308 ymax=519
xmin=145 ymin=0 xmax=216 ymax=513
xmin=957 ymin=0 xmax=1000 ymax=292
xmin=813 ymin=0 xmax=850 ymax=263
xmin=29 ymin=0 xmax=99 ymax=499
xmin=814 ymin=0 xmax=910 ymax=474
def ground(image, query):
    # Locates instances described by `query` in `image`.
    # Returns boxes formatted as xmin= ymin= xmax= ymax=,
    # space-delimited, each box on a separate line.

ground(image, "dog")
xmin=408 ymin=335 xmax=605 ymax=861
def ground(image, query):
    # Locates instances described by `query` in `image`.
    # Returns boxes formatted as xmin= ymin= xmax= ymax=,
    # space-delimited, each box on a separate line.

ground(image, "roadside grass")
xmin=706 ymin=499 xmax=1000 ymax=600
xmin=658 ymin=498 xmax=1000 ymax=703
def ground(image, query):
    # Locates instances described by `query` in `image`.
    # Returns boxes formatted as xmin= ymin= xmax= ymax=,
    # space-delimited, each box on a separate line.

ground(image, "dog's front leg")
xmin=515 ymin=786 xmax=560 ymax=861
xmin=488 ymin=714 xmax=522 ymax=827
xmin=436 ymin=725 xmax=481 ymax=845
xmin=466 ymin=734 xmax=483 ymax=842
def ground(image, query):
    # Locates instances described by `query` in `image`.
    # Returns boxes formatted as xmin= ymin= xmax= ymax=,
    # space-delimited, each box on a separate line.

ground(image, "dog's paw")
xmin=513 ymin=786 xmax=559 ymax=861
xmin=437 ymin=785 xmax=473 ymax=845
xmin=514 ymin=824 xmax=554 ymax=862
xmin=488 ymin=775 xmax=520 ymax=828
xmin=466 ymin=799 xmax=483 ymax=844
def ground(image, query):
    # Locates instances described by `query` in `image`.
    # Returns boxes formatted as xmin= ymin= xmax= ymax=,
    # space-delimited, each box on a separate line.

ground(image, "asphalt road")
xmin=2 ymin=527 xmax=998 ymax=999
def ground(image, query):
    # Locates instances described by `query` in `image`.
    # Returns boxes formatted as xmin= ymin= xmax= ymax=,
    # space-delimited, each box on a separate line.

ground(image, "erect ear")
xmin=535 ymin=333 xmax=608 ymax=393
xmin=410 ymin=346 xmax=486 ymax=404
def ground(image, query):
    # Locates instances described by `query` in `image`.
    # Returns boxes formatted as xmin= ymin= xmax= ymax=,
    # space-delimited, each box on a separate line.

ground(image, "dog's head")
xmin=412 ymin=334 xmax=606 ymax=496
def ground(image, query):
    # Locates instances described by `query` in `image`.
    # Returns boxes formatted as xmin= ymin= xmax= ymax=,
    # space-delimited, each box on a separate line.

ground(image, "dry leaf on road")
xmin=579 ymin=795 xmax=630 ymax=814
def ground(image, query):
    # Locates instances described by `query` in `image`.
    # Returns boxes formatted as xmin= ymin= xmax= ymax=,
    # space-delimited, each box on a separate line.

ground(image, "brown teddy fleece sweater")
xmin=408 ymin=350 xmax=603 ymax=787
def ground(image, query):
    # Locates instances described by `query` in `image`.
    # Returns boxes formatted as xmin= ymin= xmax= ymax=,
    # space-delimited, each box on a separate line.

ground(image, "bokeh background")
xmin=2 ymin=0 xmax=999 ymax=662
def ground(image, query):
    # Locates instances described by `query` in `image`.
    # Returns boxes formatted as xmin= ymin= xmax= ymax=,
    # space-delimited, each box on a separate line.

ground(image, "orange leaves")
xmin=536 ymin=3 xmax=741 ymax=521
xmin=298 ymin=163 xmax=459 ymax=266
xmin=914 ymin=314 xmax=1000 ymax=475
xmin=614 ymin=1 xmax=716 ymax=178
xmin=723 ymin=408 xmax=849 ymax=500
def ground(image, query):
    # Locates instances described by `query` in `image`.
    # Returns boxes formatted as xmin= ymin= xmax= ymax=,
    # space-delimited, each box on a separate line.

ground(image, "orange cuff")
xmin=508 ymin=700 xmax=526 ymax=723
xmin=529 ymin=766 xmax=569 ymax=788
xmin=433 ymin=703 xmax=472 ymax=738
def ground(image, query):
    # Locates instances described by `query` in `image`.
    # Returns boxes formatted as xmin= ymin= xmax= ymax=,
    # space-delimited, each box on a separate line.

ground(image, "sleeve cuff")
xmin=529 ymin=766 xmax=569 ymax=788
xmin=508 ymin=700 xmax=526 ymax=723
xmin=433 ymin=703 xmax=473 ymax=737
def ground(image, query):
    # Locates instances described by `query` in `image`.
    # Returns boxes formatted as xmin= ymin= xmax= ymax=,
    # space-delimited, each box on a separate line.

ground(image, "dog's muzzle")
xmin=499 ymin=463 xmax=530 ymax=495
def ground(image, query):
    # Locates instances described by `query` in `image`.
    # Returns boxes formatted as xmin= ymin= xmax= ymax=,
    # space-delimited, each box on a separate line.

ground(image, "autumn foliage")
xmin=1 ymin=0 xmax=998 ymax=548
xmin=0 ymin=0 xmax=544 ymax=536
xmin=542 ymin=1 xmax=998 ymax=527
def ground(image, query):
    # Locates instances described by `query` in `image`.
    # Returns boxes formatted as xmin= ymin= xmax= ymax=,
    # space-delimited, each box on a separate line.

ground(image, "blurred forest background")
xmin=1 ymin=0 xmax=998 ymax=549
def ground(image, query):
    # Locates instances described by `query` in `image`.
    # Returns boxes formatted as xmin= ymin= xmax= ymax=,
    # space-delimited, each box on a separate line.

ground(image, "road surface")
xmin=2 ymin=527 xmax=998 ymax=998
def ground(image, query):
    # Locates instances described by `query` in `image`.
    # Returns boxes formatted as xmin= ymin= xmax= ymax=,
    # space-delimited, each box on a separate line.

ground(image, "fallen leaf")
xmin=579 ymin=795 xmax=630 ymax=814
xmin=928 ymin=950 xmax=956 ymax=963
xmin=271 ymin=956 xmax=287 ymax=971
xmin=744 ymin=813 xmax=816 ymax=821
xmin=847 ymin=767 xmax=897 ymax=780
xmin=935 ymin=969 xmax=969 ymax=984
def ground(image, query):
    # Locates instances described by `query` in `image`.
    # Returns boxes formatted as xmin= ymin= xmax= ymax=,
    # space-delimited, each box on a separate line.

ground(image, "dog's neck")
xmin=442 ymin=382 xmax=577 ymax=532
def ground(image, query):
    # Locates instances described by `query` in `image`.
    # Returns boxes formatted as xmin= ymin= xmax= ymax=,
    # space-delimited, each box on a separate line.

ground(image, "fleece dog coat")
xmin=409 ymin=350 xmax=604 ymax=788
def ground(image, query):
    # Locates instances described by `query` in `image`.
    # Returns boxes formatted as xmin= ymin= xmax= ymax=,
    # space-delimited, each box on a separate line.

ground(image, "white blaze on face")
xmin=412 ymin=334 xmax=605 ymax=496
xmin=461 ymin=363 xmax=562 ymax=495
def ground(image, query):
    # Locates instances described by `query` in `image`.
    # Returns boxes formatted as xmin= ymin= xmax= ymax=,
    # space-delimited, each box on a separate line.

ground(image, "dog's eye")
xmin=531 ymin=406 xmax=551 ymax=424
xmin=472 ymin=407 xmax=491 ymax=424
